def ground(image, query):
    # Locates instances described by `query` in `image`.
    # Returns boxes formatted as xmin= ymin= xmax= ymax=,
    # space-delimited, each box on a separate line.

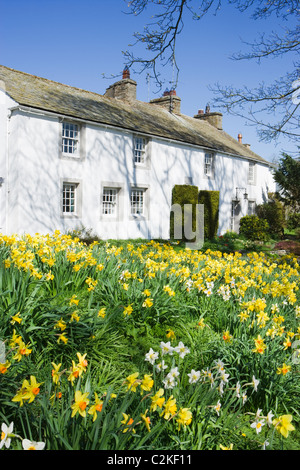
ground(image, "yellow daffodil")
xmin=176 ymin=408 xmax=192 ymax=430
xmin=69 ymin=295 xmax=79 ymax=306
xmin=142 ymin=298 xmax=153 ymax=308
xmin=88 ymin=393 xmax=103 ymax=422
xmin=13 ymin=341 xmax=32 ymax=361
xmin=123 ymin=304 xmax=133 ymax=316
xmin=57 ymin=333 xmax=68 ymax=345
xmin=68 ymin=360 xmax=80 ymax=384
xmin=220 ymin=444 xmax=233 ymax=450
xmin=276 ymin=363 xmax=291 ymax=375
xmin=161 ymin=395 xmax=177 ymax=420
xmin=121 ymin=413 xmax=136 ymax=433
xmin=51 ymin=362 xmax=62 ymax=384
xmin=141 ymin=409 xmax=151 ymax=432
xmin=0 ymin=361 xmax=11 ymax=374
xmin=98 ymin=307 xmax=106 ymax=318
xmin=272 ymin=415 xmax=295 ymax=438
xmin=76 ymin=352 xmax=88 ymax=375
xmin=71 ymin=390 xmax=90 ymax=418
xmin=252 ymin=335 xmax=267 ymax=354
xmin=124 ymin=372 xmax=140 ymax=392
xmin=140 ymin=374 xmax=154 ymax=394
xmin=10 ymin=312 xmax=22 ymax=325
xmin=150 ymin=389 xmax=165 ymax=412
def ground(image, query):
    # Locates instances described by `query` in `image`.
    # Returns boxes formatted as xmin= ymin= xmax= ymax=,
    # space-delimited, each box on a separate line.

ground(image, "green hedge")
xmin=170 ymin=186 xmax=220 ymax=242
xmin=170 ymin=185 xmax=199 ymax=241
xmin=198 ymin=190 xmax=220 ymax=240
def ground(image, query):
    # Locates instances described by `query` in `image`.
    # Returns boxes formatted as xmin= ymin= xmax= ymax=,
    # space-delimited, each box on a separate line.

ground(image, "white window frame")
xmin=248 ymin=161 xmax=256 ymax=185
xmin=62 ymin=122 xmax=80 ymax=157
xmin=102 ymin=187 xmax=118 ymax=216
xmin=247 ymin=200 xmax=256 ymax=216
xmin=204 ymin=152 xmax=214 ymax=178
xmin=133 ymin=136 xmax=149 ymax=166
xmin=61 ymin=180 xmax=82 ymax=218
xmin=130 ymin=188 xmax=144 ymax=216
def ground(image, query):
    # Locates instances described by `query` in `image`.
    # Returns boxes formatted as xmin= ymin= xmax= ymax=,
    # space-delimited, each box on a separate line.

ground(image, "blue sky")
xmin=0 ymin=0 xmax=297 ymax=162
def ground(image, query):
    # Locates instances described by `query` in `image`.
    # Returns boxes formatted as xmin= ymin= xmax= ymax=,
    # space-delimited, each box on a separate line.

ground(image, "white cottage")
xmin=0 ymin=65 xmax=276 ymax=240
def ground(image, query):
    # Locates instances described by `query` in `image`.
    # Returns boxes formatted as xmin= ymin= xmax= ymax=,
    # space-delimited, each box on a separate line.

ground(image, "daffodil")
xmin=141 ymin=409 xmax=151 ymax=432
xmin=68 ymin=360 xmax=80 ymax=384
xmin=124 ymin=372 xmax=140 ymax=392
xmin=51 ymin=362 xmax=62 ymax=384
xmin=276 ymin=363 xmax=291 ymax=375
xmin=23 ymin=375 xmax=43 ymax=403
xmin=250 ymin=419 xmax=265 ymax=434
xmin=76 ymin=352 xmax=88 ymax=375
xmin=88 ymin=393 xmax=103 ymax=422
xmin=272 ymin=414 xmax=295 ymax=438
xmin=145 ymin=348 xmax=159 ymax=365
xmin=220 ymin=443 xmax=233 ymax=450
xmin=174 ymin=341 xmax=190 ymax=359
xmin=0 ymin=422 xmax=14 ymax=449
xmin=13 ymin=341 xmax=32 ymax=361
xmin=0 ymin=361 xmax=11 ymax=374
xmin=121 ymin=413 xmax=136 ymax=433
xmin=141 ymin=374 xmax=154 ymax=393
xmin=187 ymin=369 xmax=201 ymax=384
xmin=176 ymin=408 xmax=192 ymax=430
xmin=150 ymin=389 xmax=165 ymax=412
xmin=123 ymin=304 xmax=133 ymax=317
xmin=161 ymin=395 xmax=177 ymax=420
xmin=71 ymin=390 xmax=90 ymax=418
xmin=142 ymin=297 xmax=153 ymax=308
xmin=22 ymin=439 xmax=45 ymax=450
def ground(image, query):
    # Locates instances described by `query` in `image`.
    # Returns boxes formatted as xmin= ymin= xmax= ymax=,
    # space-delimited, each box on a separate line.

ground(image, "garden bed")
xmin=0 ymin=233 xmax=299 ymax=450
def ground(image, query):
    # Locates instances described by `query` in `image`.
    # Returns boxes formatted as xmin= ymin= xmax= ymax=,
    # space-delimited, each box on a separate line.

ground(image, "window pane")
xmin=102 ymin=188 xmax=117 ymax=215
xmin=131 ymin=189 xmax=144 ymax=215
xmin=63 ymin=183 xmax=76 ymax=213
xmin=134 ymin=137 xmax=146 ymax=163
xmin=62 ymin=122 xmax=79 ymax=154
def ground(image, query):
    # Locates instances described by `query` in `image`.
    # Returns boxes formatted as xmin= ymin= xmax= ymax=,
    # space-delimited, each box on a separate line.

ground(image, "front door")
xmin=231 ymin=200 xmax=242 ymax=233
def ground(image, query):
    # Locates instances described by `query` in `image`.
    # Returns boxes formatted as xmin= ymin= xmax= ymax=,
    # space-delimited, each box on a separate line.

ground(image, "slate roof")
xmin=0 ymin=65 xmax=268 ymax=163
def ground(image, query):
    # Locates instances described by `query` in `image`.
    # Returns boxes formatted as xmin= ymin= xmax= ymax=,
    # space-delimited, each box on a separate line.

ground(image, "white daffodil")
xmin=187 ymin=369 xmax=201 ymax=384
xmin=250 ymin=419 xmax=265 ymax=434
xmin=169 ymin=367 xmax=180 ymax=378
xmin=160 ymin=341 xmax=174 ymax=356
xmin=251 ymin=376 xmax=260 ymax=391
xmin=174 ymin=341 xmax=190 ymax=359
xmin=22 ymin=438 xmax=45 ymax=450
xmin=145 ymin=348 xmax=159 ymax=365
xmin=156 ymin=360 xmax=168 ymax=372
xmin=0 ymin=422 xmax=14 ymax=449
xmin=163 ymin=373 xmax=176 ymax=389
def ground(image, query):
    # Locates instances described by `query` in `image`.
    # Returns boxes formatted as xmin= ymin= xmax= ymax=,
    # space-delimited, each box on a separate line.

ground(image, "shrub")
xmin=170 ymin=185 xmax=199 ymax=241
xmin=256 ymin=199 xmax=285 ymax=238
xmin=198 ymin=190 xmax=220 ymax=240
xmin=239 ymin=215 xmax=269 ymax=241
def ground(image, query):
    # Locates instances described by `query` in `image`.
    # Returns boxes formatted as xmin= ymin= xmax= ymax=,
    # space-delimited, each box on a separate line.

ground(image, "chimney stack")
xmin=150 ymin=89 xmax=181 ymax=114
xmin=104 ymin=67 xmax=137 ymax=102
xmin=194 ymin=105 xmax=223 ymax=130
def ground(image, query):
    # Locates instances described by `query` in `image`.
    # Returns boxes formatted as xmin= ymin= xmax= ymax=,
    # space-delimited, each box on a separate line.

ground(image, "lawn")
xmin=0 ymin=231 xmax=299 ymax=450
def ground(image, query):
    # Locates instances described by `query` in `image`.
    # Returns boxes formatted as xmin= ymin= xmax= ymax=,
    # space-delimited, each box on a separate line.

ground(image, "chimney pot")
xmin=238 ymin=133 xmax=242 ymax=143
xmin=122 ymin=67 xmax=130 ymax=79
